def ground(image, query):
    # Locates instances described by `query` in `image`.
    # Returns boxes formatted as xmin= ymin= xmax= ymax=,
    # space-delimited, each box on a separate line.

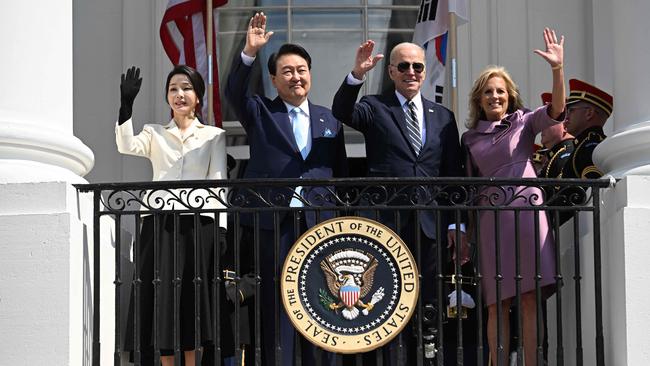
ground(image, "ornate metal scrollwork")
xmin=89 ymin=178 xmax=599 ymax=214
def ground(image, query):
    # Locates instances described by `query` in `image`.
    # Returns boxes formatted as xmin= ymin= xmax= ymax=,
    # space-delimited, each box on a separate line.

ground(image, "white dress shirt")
xmin=394 ymin=91 xmax=426 ymax=142
xmin=115 ymin=118 xmax=228 ymax=225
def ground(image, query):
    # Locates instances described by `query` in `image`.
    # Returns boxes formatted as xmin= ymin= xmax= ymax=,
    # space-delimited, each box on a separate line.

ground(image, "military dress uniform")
xmin=541 ymin=139 xmax=574 ymax=179
xmin=562 ymin=126 xmax=607 ymax=179
xmin=556 ymin=78 xmax=612 ymax=228
xmin=562 ymin=78 xmax=613 ymax=179
xmin=541 ymin=139 xmax=575 ymax=225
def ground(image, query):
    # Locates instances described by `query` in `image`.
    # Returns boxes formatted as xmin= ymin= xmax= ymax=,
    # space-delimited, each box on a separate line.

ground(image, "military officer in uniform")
xmin=562 ymin=79 xmax=613 ymax=179
xmin=540 ymin=138 xmax=574 ymax=179
xmin=534 ymin=92 xmax=576 ymax=224
xmin=538 ymin=93 xmax=575 ymax=180
xmin=531 ymin=93 xmax=575 ymax=361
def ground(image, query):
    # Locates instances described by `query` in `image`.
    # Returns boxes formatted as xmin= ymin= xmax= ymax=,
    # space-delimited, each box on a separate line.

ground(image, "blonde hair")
xmin=466 ymin=65 xmax=525 ymax=129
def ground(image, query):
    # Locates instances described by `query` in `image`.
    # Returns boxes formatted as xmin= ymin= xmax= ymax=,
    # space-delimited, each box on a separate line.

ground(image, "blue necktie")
xmin=289 ymin=107 xmax=310 ymax=207
xmin=290 ymin=107 xmax=310 ymax=159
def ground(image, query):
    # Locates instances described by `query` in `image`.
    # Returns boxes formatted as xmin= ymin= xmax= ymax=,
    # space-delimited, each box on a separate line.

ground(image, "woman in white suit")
xmin=116 ymin=65 xmax=229 ymax=366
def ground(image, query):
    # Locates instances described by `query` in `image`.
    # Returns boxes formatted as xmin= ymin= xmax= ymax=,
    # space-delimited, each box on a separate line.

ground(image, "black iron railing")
xmin=76 ymin=177 xmax=611 ymax=366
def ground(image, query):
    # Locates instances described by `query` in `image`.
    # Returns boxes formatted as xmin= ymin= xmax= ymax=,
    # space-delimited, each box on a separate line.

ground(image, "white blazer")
xmin=116 ymin=118 xmax=228 ymax=226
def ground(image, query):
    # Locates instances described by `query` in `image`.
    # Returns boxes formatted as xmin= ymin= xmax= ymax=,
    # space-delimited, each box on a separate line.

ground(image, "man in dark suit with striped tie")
xmin=332 ymin=40 xmax=467 ymax=364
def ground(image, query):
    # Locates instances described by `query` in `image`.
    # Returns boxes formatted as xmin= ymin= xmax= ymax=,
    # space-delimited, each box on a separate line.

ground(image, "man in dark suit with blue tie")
xmin=332 ymin=40 xmax=466 ymax=364
xmin=225 ymin=12 xmax=347 ymax=366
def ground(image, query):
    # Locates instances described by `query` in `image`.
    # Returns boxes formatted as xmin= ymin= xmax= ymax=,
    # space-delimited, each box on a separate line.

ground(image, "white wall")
xmin=0 ymin=183 xmax=111 ymax=366
xmin=74 ymin=1 xmax=595 ymax=183
xmin=73 ymin=0 xmax=172 ymax=184
xmin=68 ymin=1 xmax=638 ymax=364
xmin=600 ymin=176 xmax=650 ymax=365
xmin=0 ymin=0 xmax=638 ymax=364
xmin=456 ymin=0 xmax=590 ymax=133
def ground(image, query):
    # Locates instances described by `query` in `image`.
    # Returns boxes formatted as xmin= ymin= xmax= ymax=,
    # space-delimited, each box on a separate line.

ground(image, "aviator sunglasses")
xmin=392 ymin=61 xmax=425 ymax=73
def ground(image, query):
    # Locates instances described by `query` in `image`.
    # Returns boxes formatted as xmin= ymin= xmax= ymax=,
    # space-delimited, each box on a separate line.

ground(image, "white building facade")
xmin=1 ymin=0 xmax=649 ymax=364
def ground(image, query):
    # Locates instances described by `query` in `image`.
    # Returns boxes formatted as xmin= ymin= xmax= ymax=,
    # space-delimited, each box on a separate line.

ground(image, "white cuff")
xmin=346 ymin=72 xmax=364 ymax=85
xmin=241 ymin=51 xmax=256 ymax=66
xmin=447 ymin=223 xmax=466 ymax=232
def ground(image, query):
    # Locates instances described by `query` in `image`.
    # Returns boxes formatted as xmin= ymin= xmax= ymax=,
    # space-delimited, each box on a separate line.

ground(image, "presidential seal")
xmin=281 ymin=217 xmax=419 ymax=353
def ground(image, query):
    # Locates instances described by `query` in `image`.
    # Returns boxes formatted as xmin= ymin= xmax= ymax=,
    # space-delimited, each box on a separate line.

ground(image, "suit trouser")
xmin=380 ymin=221 xmax=488 ymax=366
xmin=242 ymin=213 xmax=336 ymax=366
xmin=379 ymin=216 xmax=439 ymax=365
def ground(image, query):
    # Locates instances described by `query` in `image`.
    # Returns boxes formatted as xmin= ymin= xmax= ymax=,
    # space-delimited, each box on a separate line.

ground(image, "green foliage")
xmin=319 ymin=288 xmax=336 ymax=310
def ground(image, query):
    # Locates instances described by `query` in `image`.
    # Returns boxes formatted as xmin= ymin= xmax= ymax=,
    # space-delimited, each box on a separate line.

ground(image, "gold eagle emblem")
xmin=319 ymin=249 xmax=385 ymax=320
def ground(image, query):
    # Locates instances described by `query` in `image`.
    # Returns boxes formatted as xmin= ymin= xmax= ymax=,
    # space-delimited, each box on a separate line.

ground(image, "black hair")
xmin=164 ymin=65 xmax=205 ymax=115
xmin=267 ymin=43 xmax=312 ymax=76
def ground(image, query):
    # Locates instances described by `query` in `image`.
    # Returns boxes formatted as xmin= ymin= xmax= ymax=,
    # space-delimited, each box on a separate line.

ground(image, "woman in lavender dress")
xmin=461 ymin=28 xmax=565 ymax=366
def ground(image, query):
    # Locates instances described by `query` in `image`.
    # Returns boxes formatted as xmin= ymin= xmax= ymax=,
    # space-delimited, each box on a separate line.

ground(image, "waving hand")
xmin=243 ymin=12 xmax=274 ymax=57
xmin=534 ymin=27 xmax=564 ymax=68
xmin=118 ymin=66 xmax=142 ymax=124
xmin=534 ymin=27 xmax=566 ymax=119
xmin=351 ymin=40 xmax=384 ymax=80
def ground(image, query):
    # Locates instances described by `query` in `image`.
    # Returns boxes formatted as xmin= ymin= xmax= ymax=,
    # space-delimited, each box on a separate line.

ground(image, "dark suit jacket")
xmin=332 ymin=79 xmax=463 ymax=240
xmin=225 ymin=56 xmax=348 ymax=229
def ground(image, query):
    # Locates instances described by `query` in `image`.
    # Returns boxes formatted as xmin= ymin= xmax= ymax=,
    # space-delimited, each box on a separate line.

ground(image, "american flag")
xmin=160 ymin=0 xmax=228 ymax=126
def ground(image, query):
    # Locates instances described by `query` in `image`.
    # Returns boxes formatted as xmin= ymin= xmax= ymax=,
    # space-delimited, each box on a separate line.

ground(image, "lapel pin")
xmin=428 ymin=108 xmax=434 ymax=113
xmin=319 ymin=118 xmax=325 ymax=123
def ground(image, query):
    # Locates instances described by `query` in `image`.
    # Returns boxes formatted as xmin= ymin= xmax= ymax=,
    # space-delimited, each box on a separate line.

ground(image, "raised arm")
xmin=225 ymin=13 xmax=274 ymax=128
xmin=331 ymin=41 xmax=384 ymax=131
xmin=242 ymin=12 xmax=274 ymax=58
xmin=115 ymin=66 xmax=151 ymax=157
xmin=118 ymin=66 xmax=142 ymax=125
xmin=534 ymin=27 xmax=565 ymax=119
xmin=351 ymin=40 xmax=384 ymax=80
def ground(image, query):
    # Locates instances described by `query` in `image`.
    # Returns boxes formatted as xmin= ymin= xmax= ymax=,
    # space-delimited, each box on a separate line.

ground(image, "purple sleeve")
xmin=521 ymin=105 xmax=566 ymax=135
xmin=461 ymin=135 xmax=480 ymax=177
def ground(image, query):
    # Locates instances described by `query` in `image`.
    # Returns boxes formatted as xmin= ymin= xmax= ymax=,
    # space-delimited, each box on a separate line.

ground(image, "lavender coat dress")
xmin=462 ymin=106 xmax=561 ymax=306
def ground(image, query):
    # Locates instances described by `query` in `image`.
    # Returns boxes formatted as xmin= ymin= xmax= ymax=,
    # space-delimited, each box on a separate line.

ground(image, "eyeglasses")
xmin=567 ymin=106 xmax=592 ymax=114
xmin=392 ymin=61 xmax=425 ymax=73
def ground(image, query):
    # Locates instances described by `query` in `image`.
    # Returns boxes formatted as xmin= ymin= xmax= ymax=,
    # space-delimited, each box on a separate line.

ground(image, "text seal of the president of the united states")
xmin=281 ymin=217 xmax=419 ymax=353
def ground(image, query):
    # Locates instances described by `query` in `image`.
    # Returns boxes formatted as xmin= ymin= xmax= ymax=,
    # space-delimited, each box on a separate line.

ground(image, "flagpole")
xmin=206 ymin=0 xmax=214 ymax=125
xmin=448 ymin=8 xmax=458 ymax=118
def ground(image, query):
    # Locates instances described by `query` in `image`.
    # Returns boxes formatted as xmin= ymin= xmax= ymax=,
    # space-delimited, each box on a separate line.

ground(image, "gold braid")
xmin=572 ymin=131 xmax=604 ymax=177
xmin=544 ymin=145 xmax=567 ymax=178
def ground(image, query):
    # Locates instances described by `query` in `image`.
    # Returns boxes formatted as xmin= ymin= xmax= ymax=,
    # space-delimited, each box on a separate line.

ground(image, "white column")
xmin=590 ymin=1 xmax=650 ymax=365
xmin=0 ymin=1 xmax=98 ymax=366
xmin=593 ymin=0 xmax=650 ymax=177
xmin=0 ymin=1 xmax=93 ymax=183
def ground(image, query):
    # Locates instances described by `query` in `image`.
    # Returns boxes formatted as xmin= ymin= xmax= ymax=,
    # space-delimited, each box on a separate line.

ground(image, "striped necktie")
xmin=405 ymin=100 xmax=422 ymax=155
